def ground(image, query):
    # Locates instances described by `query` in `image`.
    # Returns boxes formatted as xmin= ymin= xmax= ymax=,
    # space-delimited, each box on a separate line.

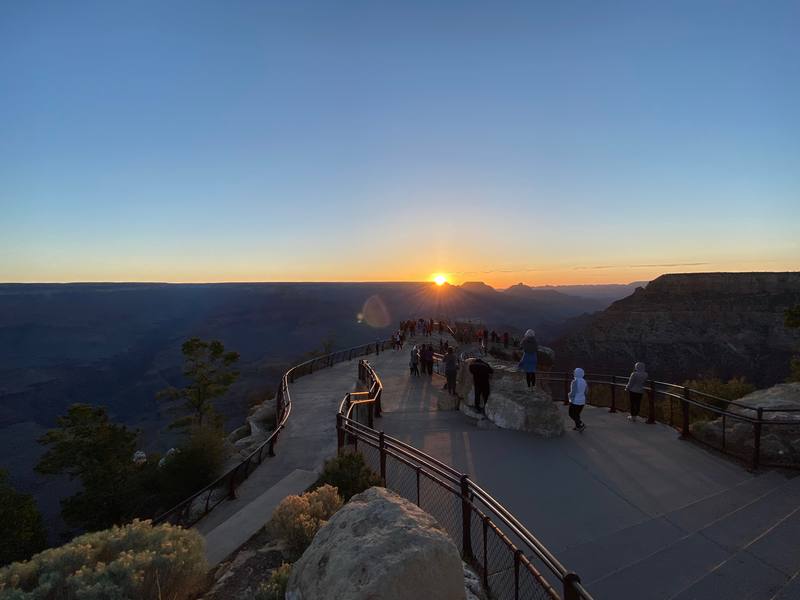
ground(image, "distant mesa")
xmin=459 ymin=281 xmax=496 ymax=294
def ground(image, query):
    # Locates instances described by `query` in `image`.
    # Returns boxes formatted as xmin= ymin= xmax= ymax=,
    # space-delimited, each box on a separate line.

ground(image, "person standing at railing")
xmin=625 ymin=362 xmax=648 ymax=422
xmin=444 ymin=347 xmax=458 ymax=396
xmin=503 ymin=331 xmax=509 ymax=348
xmin=409 ymin=345 xmax=420 ymax=376
xmin=469 ymin=358 xmax=494 ymax=413
xmin=568 ymin=368 xmax=588 ymax=431
xmin=518 ymin=329 xmax=539 ymax=389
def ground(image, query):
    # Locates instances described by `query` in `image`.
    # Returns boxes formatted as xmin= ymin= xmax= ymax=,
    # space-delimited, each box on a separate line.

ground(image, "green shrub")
xmin=683 ymin=376 xmax=756 ymax=408
xmin=0 ymin=470 xmax=47 ymax=566
xmin=255 ymin=563 xmax=291 ymax=600
xmin=157 ymin=426 xmax=227 ymax=507
xmin=0 ymin=519 xmax=207 ymax=600
xmin=313 ymin=450 xmax=382 ymax=501
xmin=788 ymin=356 xmax=800 ymax=383
xmin=269 ymin=485 xmax=342 ymax=557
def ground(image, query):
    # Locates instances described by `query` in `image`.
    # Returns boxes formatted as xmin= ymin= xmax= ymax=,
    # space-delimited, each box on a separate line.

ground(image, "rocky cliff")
xmin=553 ymin=272 xmax=800 ymax=386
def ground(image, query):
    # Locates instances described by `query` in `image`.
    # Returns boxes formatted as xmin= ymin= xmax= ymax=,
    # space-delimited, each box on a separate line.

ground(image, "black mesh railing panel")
xmin=485 ymin=524 xmax=516 ymax=599
xmin=384 ymin=453 xmax=419 ymax=503
xmin=418 ymin=472 xmax=463 ymax=552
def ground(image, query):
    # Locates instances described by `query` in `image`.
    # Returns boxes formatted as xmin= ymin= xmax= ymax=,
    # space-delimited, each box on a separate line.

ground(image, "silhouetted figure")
xmin=503 ymin=332 xmax=509 ymax=348
xmin=409 ymin=346 xmax=420 ymax=376
xmin=519 ymin=329 xmax=538 ymax=389
xmin=626 ymin=362 xmax=648 ymax=422
xmin=469 ymin=358 xmax=494 ymax=413
xmin=443 ymin=347 xmax=458 ymax=396
xmin=568 ymin=368 xmax=588 ymax=431
xmin=421 ymin=344 xmax=434 ymax=376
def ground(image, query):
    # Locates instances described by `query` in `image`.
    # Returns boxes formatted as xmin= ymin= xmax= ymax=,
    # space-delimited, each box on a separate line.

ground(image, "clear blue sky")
xmin=2 ymin=1 xmax=798 ymax=286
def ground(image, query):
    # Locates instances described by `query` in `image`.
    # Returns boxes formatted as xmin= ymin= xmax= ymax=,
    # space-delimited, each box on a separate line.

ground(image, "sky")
xmin=1 ymin=1 xmax=798 ymax=288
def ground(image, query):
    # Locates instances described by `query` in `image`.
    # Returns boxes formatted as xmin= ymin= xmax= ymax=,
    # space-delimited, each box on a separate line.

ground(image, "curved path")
xmin=367 ymin=335 xmax=800 ymax=600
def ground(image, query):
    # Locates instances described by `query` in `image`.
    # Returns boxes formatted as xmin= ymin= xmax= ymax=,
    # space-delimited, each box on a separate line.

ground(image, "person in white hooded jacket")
xmin=568 ymin=367 xmax=588 ymax=431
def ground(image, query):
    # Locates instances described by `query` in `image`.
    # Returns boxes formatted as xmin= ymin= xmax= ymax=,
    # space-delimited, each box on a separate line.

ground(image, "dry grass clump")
xmin=0 ymin=519 xmax=207 ymax=600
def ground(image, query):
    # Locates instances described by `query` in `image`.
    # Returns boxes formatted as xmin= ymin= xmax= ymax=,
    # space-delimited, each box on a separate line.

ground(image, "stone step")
xmin=665 ymin=471 xmax=788 ymax=534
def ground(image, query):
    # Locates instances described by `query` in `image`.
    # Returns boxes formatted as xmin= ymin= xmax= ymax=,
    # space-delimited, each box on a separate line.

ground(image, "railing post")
xmin=482 ymin=516 xmax=489 ymax=591
xmin=514 ymin=549 xmax=521 ymax=600
xmin=460 ymin=474 xmax=474 ymax=560
xmin=368 ymin=402 xmax=374 ymax=428
xmin=681 ymin=387 xmax=691 ymax=438
xmin=563 ymin=572 xmax=582 ymax=600
xmin=375 ymin=389 xmax=382 ymax=417
xmin=752 ymin=407 xmax=763 ymax=471
xmin=610 ymin=375 xmax=617 ymax=413
xmin=336 ymin=413 xmax=344 ymax=452
xmin=379 ymin=431 xmax=387 ymax=481
xmin=647 ymin=380 xmax=656 ymax=424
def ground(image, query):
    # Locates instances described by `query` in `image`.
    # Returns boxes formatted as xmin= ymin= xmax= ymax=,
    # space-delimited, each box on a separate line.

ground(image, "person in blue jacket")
xmin=518 ymin=329 xmax=538 ymax=389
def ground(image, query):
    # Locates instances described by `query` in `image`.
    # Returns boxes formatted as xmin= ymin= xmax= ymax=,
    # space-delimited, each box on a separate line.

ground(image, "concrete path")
xmin=366 ymin=335 xmax=800 ymax=600
xmin=197 ymin=357 xmax=360 ymax=538
xmin=204 ymin=468 xmax=318 ymax=566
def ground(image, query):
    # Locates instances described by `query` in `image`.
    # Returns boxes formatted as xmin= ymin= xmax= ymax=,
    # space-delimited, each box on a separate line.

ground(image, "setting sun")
xmin=433 ymin=274 xmax=447 ymax=286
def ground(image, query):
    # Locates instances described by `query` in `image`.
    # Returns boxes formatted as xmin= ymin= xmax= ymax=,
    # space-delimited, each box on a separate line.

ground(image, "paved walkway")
xmin=197 ymin=357 xmax=360 ymax=538
xmin=197 ymin=335 xmax=800 ymax=597
xmin=366 ymin=335 xmax=800 ymax=599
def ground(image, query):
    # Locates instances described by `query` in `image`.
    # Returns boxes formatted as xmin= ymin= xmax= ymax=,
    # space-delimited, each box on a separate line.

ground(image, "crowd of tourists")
xmin=398 ymin=318 xmax=650 ymax=435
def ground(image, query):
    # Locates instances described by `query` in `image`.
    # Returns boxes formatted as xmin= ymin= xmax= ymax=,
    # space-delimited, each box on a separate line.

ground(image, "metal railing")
xmin=535 ymin=371 xmax=800 ymax=471
xmin=153 ymin=338 xmax=391 ymax=527
xmin=337 ymin=359 xmax=594 ymax=600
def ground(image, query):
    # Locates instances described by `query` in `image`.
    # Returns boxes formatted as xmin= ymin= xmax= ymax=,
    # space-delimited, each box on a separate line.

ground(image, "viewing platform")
xmin=174 ymin=331 xmax=800 ymax=600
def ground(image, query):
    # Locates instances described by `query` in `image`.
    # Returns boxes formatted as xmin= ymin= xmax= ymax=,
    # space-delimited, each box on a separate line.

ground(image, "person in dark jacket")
xmin=422 ymin=344 xmax=434 ymax=376
xmin=503 ymin=332 xmax=509 ymax=348
xmin=469 ymin=358 xmax=494 ymax=412
xmin=518 ymin=329 xmax=539 ymax=389
xmin=625 ymin=362 xmax=648 ymax=422
xmin=443 ymin=347 xmax=458 ymax=395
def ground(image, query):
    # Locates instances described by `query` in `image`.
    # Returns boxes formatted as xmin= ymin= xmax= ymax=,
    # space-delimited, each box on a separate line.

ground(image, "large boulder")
xmin=691 ymin=382 xmax=800 ymax=464
xmin=485 ymin=378 xmax=564 ymax=437
xmin=286 ymin=487 xmax=466 ymax=600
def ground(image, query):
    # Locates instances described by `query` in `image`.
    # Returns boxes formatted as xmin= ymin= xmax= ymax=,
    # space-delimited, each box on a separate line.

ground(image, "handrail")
xmin=338 ymin=358 xmax=594 ymax=600
xmin=153 ymin=337 xmax=392 ymax=526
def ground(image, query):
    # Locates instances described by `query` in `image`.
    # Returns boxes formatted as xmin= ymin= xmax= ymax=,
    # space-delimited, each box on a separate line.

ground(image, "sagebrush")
xmin=255 ymin=563 xmax=291 ymax=600
xmin=0 ymin=519 xmax=207 ymax=600
xmin=269 ymin=485 xmax=342 ymax=556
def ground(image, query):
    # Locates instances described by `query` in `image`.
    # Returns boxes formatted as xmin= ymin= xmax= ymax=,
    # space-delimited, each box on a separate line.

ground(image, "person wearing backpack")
xmin=469 ymin=358 xmax=494 ymax=413
xmin=568 ymin=367 xmax=588 ymax=432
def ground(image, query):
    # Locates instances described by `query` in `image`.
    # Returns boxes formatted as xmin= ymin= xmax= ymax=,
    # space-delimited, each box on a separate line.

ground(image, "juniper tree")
xmin=159 ymin=338 xmax=240 ymax=431
xmin=36 ymin=404 xmax=139 ymax=531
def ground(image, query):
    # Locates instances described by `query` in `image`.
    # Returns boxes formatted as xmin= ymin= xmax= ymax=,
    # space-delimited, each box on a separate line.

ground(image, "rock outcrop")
xmin=554 ymin=272 xmax=800 ymax=386
xmin=691 ymin=383 xmax=800 ymax=464
xmin=286 ymin=487 xmax=466 ymax=600
xmin=485 ymin=374 xmax=564 ymax=437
